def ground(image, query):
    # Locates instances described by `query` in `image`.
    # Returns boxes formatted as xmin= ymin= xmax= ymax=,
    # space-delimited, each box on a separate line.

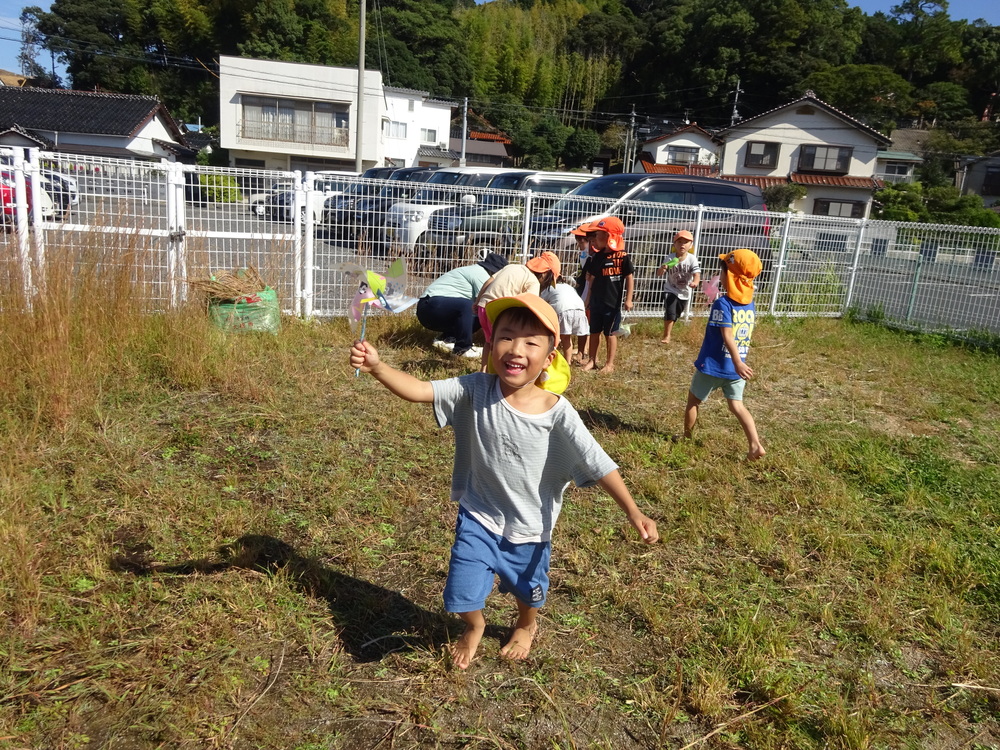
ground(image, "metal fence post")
xmin=769 ymin=211 xmax=794 ymax=313
xmin=519 ymin=190 xmax=533 ymax=263
xmin=693 ymin=203 xmax=705 ymax=243
xmin=300 ymin=171 xmax=312 ymax=318
xmin=26 ymin=149 xmax=46 ymax=284
xmin=165 ymin=162 xmax=183 ymax=307
xmin=12 ymin=150 xmax=32 ymax=298
xmin=906 ymin=254 xmax=923 ymax=322
xmin=171 ymin=163 xmax=188 ymax=306
xmin=843 ymin=217 xmax=866 ymax=312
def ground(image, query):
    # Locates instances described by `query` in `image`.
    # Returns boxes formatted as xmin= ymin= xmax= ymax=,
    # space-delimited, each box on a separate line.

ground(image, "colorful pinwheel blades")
xmin=333 ymin=259 xmax=419 ymax=330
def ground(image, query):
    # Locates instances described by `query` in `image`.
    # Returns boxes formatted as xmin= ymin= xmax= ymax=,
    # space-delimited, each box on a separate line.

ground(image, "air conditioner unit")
xmin=438 ymin=142 xmax=448 ymax=150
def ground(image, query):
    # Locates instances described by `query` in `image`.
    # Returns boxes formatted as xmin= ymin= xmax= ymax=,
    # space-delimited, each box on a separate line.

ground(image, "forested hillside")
xmin=17 ymin=0 xmax=1000 ymax=166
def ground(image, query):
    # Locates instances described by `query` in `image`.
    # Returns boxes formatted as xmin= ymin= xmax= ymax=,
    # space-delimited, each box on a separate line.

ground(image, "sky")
xmin=0 ymin=0 xmax=997 ymax=82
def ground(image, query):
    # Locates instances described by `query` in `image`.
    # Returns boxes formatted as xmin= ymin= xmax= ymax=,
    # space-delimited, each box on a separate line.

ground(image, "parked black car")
xmin=531 ymin=174 xmax=768 ymax=249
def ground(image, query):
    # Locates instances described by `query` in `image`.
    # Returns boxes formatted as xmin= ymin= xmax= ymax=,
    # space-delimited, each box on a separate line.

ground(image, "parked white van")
xmin=383 ymin=167 xmax=531 ymax=253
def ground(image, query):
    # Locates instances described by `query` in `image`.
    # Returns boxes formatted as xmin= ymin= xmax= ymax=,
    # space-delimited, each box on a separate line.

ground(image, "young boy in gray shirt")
xmin=350 ymin=294 xmax=658 ymax=669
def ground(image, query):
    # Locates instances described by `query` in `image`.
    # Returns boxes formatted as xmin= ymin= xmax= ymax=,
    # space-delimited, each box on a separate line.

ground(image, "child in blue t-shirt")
xmin=684 ymin=248 xmax=765 ymax=461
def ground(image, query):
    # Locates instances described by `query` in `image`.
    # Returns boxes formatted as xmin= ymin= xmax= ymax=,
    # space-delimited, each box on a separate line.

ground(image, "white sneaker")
xmin=456 ymin=346 xmax=483 ymax=359
xmin=433 ymin=339 xmax=455 ymax=352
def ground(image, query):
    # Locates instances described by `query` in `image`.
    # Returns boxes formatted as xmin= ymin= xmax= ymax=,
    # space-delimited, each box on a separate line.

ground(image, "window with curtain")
xmin=240 ymin=95 xmax=349 ymax=146
xmin=383 ymin=121 xmax=407 ymax=138
xmin=814 ymin=199 xmax=864 ymax=218
xmin=799 ymin=145 xmax=853 ymax=174
xmin=745 ymin=141 xmax=779 ymax=168
xmin=667 ymin=146 xmax=699 ymax=165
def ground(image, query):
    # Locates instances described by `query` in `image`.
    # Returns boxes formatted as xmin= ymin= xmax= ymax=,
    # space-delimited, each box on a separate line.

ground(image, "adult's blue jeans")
xmin=416 ymin=296 xmax=480 ymax=352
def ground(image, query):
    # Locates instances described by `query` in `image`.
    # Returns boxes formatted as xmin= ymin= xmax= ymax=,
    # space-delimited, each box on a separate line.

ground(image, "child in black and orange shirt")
xmin=580 ymin=216 xmax=634 ymax=374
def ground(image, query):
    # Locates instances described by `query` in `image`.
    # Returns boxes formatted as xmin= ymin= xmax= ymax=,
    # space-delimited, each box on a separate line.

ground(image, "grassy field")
xmin=1 ymin=254 xmax=999 ymax=749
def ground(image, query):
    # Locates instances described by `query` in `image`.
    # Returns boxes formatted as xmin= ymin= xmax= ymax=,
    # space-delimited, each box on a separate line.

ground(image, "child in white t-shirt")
xmin=655 ymin=230 xmax=701 ymax=344
xmin=542 ymin=275 xmax=589 ymax=364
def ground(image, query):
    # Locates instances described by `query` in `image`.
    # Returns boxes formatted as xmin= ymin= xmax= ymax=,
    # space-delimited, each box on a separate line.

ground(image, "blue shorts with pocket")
xmin=443 ymin=506 xmax=551 ymax=612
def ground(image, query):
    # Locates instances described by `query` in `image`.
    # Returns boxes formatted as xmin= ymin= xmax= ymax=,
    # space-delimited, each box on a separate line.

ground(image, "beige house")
xmin=716 ymin=92 xmax=890 ymax=218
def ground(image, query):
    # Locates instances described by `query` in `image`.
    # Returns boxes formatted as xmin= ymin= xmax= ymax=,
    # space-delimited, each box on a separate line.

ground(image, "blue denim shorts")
xmin=690 ymin=370 xmax=746 ymax=401
xmin=443 ymin=506 xmax=551 ymax=613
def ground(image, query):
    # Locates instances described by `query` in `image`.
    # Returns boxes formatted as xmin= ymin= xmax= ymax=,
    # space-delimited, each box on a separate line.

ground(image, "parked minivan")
xmin=529 ymin=174 xmax=769 ymax=259
xmin=425 ymin=170 xmax=594 ymax=259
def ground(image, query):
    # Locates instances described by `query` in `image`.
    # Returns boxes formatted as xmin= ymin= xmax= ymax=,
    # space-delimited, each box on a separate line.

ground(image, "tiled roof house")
xmin=716 ymin=91 xmax=891 ymax=218
xmin=0 ymin=87 xmax=193 ymax=161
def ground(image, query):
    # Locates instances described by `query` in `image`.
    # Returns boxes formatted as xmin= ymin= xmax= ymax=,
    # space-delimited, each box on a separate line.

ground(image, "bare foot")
xmin=747 ymin=444 xmax=766 ymax=461
xmin=659 ymin=337 xmax=671 ymax=344
xmin=450 ymin=624 xmax=485 ymax=669
xmin=598 ymin=364 xmax=615 ymax=374
xmin=499 ymin=622 xmax=537 ymax=661
xmin=580 ymin=359 xmax=596 ymax=372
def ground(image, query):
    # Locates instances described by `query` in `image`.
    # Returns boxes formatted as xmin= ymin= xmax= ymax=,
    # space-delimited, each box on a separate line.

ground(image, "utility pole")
xmin=460 ymin=97 xmax=467 ymax=167
xmin=628 ymin=104 xmax=639 ymax=172
xmin=355 ymin=0 xmax=366 ymax=173
xmin=730 ymin=77 xmax=743 ymax=127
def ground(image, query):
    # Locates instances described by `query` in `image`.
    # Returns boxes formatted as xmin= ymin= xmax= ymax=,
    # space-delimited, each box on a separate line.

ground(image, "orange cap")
xmin=718 ymin=248 xmax=762 ymax=305
xmin=526 ymin=251 xmax=561 ymax=278
xmin=484 ymin=294 xmax=570 ymax=393
xmin=579 ymin=216 xmax=625 ymax=250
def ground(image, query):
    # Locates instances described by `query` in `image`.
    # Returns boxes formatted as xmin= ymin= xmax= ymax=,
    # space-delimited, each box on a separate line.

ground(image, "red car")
xmin=0 ymin=170 xmax=34 ymax=223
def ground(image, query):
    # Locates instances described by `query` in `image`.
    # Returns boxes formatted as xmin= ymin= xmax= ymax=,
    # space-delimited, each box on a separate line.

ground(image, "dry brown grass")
xmin=1 ymin=247 xmax=999 ymax=748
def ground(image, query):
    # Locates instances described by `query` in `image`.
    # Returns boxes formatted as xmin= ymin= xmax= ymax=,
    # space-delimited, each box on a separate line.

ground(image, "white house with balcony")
xmin=638 ymin=123 xmax=720 ymax=172
xmin=218 ymin=56 xmax=452 ymax=173
xmin=716 ymin=92 xmax=891 ymax=218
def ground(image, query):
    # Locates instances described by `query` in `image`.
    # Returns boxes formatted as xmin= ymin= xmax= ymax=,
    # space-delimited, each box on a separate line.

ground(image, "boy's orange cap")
xmin=578 ymin=216 xmax=625 ymax=250
xmin=718 ymin=248 xmax=763 ymax=305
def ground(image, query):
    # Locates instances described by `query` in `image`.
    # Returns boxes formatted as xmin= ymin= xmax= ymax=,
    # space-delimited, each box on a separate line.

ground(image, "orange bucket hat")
xmin=718 ymin=248 xmax=762 ymax=305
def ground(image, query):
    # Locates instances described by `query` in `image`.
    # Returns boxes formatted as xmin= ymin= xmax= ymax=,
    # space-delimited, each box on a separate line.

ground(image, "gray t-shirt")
xmin=662 ymin=253 xmax=702 ymax=300
xmin=432 ymin=373 xmax=617 ymax=543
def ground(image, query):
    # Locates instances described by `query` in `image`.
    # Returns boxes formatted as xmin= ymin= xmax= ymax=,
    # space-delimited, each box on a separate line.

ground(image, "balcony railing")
xmin=876 ymin=172 xmax=915 ymax=184
xmin=238 ymin=121 xmax=350 ymax=148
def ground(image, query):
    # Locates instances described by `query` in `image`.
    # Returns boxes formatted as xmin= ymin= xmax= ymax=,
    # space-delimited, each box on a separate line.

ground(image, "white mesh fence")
xmin=2 ymin=148 xmax=997 ymax=335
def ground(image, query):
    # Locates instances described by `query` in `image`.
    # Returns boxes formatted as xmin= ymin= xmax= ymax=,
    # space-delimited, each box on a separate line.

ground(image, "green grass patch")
xmin=1 ymin=260 xmax=999 ymax=748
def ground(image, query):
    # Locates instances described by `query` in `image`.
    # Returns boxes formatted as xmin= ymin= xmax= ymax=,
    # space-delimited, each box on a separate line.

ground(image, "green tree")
xmin=873 ymin=181 xmax=1000 ymax=226
xmin=801 ymin=64 xmax=913 ymax=131
xmin=912 ymin=81 xmax=972 ymax=122
xmin=25 ymin=0 xmax=149 ymax=93
xmin=872 ymin=182 xmax=930 ymax=221
xmin=17 ymin=9 xmax=62 ymax=87
xmin=562 ymin=127 xmax=601 ymax=169
xmin=924 ymin=185 xmax=1000 ymax=226
xmin=889 ymin=0 xmax=962 ymax=82
xmin=762 ymin=183 xmax=807 ymax=211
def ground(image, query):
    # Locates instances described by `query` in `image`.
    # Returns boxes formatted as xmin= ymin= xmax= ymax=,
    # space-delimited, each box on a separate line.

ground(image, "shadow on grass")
xmin=110 ymin=534 xmax=489 ymax=662
xmin=577 ymin=407 xmax=658 ymax=436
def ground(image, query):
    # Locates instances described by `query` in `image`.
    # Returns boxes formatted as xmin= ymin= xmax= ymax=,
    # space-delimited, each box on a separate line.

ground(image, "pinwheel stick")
xmin=355 ymin=301 xmax=370 ymax=378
